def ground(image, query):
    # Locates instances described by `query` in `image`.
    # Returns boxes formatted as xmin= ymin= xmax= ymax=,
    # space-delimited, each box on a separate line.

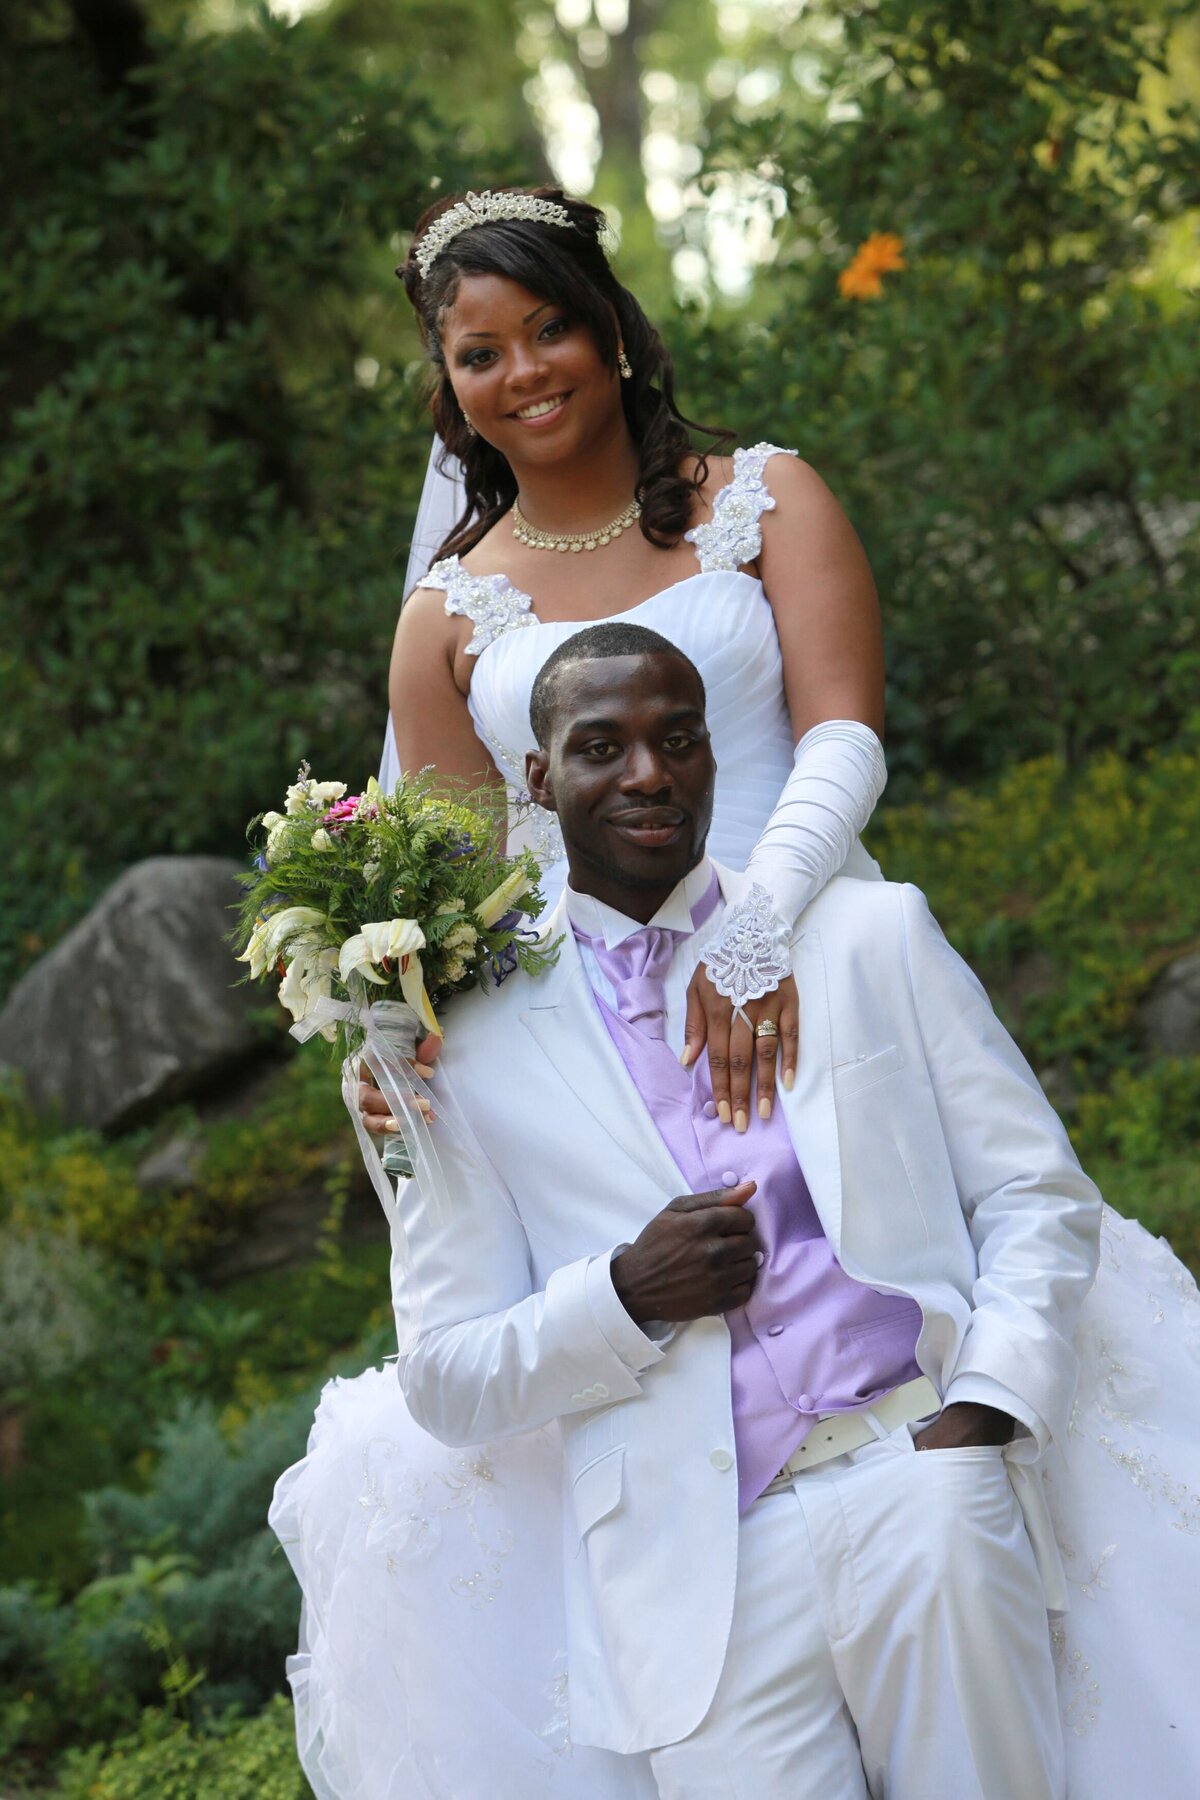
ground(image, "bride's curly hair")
xmin=398 ymin=186 xmax=732 ymax=563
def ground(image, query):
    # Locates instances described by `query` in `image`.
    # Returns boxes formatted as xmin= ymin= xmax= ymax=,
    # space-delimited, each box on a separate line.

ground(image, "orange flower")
xmin=838 ymin=232 xmax=906 ymax=300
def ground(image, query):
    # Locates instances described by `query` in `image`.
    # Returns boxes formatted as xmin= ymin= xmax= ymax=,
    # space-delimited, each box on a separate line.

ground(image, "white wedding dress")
xmin=272 ymin=448 xmax=1200 ymax=1797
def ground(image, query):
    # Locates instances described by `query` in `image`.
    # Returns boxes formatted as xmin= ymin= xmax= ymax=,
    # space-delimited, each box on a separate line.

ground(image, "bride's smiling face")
xmin=440 ymin=273 xmax=624 ymax=467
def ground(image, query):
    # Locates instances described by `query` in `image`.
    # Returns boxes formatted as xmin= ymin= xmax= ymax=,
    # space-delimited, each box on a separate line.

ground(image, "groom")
xmin=393 ymin=622 xmax=1101 ymax=1798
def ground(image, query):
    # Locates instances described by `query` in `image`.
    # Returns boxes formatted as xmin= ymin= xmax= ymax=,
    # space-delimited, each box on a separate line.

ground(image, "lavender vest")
xmin=575 ymin=880 xmax=922 ymax=1511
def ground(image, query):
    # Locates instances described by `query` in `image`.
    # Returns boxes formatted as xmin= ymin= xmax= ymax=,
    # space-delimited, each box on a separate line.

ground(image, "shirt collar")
xmin=565 ymin=856 xmax=717 ymax=950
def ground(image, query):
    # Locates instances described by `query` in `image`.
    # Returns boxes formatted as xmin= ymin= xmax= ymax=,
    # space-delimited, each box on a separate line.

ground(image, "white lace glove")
xmin=703 ymin=719 xmax=887 ymax=1006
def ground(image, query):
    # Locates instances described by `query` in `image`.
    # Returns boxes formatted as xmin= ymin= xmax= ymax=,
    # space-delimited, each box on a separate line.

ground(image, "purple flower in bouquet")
xmin=487 ymin=910 xmax=532 ymax=985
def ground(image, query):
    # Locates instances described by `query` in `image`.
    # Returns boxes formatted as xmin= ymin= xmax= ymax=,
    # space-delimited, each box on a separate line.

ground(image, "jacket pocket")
xmin=571 ymin=1444 xmax=625 ymax=1548
xmin=833 ymin=1043 xmax=906 ymax=1099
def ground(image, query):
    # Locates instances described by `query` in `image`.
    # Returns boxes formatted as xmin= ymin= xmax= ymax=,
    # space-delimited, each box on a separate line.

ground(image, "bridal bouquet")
xmin=234 ymin=764 xmax=555 ymax=1052
xmin=235 ymin=764 xmax=556 ymax=1314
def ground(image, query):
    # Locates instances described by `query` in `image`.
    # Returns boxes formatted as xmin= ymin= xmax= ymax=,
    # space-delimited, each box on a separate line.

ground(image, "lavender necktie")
xmin=588 ymin=926 xmax=681 ymax=1042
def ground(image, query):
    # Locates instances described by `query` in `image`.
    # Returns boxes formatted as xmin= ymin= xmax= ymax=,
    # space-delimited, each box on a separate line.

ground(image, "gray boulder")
xmin=1140 ymin=952 xmax=1200 ymax=1058
xmin=0 ymin=857 xmax=273 ymax=1131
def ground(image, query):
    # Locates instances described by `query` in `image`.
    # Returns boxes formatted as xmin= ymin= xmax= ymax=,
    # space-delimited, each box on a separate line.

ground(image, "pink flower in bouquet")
xmin=323 ymin=795 xmax=379 ymax=832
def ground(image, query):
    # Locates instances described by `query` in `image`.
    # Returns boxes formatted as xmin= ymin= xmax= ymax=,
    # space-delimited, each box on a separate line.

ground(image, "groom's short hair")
xmin=529 ymin=622 xmax=705 ymax=748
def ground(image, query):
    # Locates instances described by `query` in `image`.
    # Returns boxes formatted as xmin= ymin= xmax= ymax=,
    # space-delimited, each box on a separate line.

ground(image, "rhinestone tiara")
xmin=413 ymin=190 xmax=576 ymax=281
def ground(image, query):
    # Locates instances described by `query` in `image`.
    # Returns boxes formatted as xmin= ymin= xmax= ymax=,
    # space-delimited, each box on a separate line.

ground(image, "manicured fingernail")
xmin=384 ymin=1117 xmax=400 ymax=1132
xmin=758 ymin=1097 xmax=772 ymax=1120
xmin=679 ymin=1045 xmax=693 ymax=1067
xmin=717 ymin=1100 xmax=732 ymax=1125
xmin=414 ymin=1063 xmax=437 ymax=1079
xmin=734 ymin=1109 xmax=747 ymax=1135
xmin=783 ymin=1068 xmax=795 ymax=1091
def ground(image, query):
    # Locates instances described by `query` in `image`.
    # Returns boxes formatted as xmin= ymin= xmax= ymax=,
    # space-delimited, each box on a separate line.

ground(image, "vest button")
xmin=767 ymin=1323 xmax=785 ymax=1337
xmin=797 ymin=1394 xmax=815 ymax=1412
xmin=720 ymin=1169 xmax=739 ymax=1187
xmin=702 ymin=1100 xmax=718 ymax=1119
xmin=709 ymin=1448 xmax=734 ymax=1472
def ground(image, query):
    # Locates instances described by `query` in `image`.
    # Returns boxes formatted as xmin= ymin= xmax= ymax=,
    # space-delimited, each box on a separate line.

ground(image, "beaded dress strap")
xmin=684 ymin=443 xmax=798 ymax=573
xmin=417 ymin=555 xmax=537 ymax=657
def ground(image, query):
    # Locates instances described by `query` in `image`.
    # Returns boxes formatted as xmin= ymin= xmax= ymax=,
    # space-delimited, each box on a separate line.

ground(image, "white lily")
xmin=237 ymin=905 xmax=327 ymax=979
xmin=338 ymin=917 xmax=438 ymax=1034
xmin=361 ymin=918 xmax=426 ymax=964
xmin=279 ymin=946 xmax=339 ymax=1028
xmin=476 ymin=867 xmax=532 ymax=929
xmin=311 ymin=828 xmax=336 ymax=852
xmin=337 ymin=917 xmax=424 ymax=985
xmin=337 ymin=933 xmax=389 ymax=989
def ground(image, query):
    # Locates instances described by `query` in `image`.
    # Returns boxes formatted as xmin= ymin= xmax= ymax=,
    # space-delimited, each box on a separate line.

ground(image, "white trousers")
xmin=648 ymin=1424 xmax=1065 ymax=1800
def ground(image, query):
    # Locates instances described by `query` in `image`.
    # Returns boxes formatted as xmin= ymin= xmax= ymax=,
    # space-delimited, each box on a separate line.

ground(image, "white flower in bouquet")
xmin=339 ymin=917 xmax=428 ymax=983
xmin=475 ymin=867 xmax=533 ymax=929
xmin=237 ymin=905 xmax=327 ymax=980
xmin=261 ymin=811 xmax=290 ymax=863
xmin=337 ymin=916 xmax=438 ymax=1034
xmin=236 ymin=768 xmax=557 ymax=1060
xmin=285 ymin=773 xmax=347 ymax=816
xmin=443 ymin=921 xmax=478 ymax=955
xmin=278 ymin=944 xmax=339 ymax=1032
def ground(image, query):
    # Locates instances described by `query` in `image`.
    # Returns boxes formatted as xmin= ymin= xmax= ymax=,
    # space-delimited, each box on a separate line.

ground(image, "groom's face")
xmin=526 ymin=653 xmax=715 ymax=912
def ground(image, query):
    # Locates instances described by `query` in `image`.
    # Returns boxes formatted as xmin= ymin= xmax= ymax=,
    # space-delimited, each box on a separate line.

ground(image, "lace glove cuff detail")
xmin=702 ymin=884 xmax=792 ymax=1013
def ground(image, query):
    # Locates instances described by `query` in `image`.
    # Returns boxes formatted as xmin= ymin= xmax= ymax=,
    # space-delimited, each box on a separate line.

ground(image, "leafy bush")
xmin=1074 ymin=1059 xmax=1200 ymax=1169
xmin=0 ymin=1228 xmax=101 ymax=1405
xmin=868 ymin=748 xmax=1200 ymax=1080
xmin=0 ymin=1040 xmax=350 ymax=1282
xmin=0 ymin=1386 xmax=318 ymax=1758
xmin=0 ymin=6 xmax=475 ymax=995
xmin=687 ymin=0 xmax=1200 ymax=787
xmin=55 ymin=1695 xmax=307 ymax=1800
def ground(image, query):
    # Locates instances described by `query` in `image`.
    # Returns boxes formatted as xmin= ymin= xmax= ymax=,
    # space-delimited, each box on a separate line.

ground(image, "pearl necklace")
xmin=511 ymin=495 xmax=641 ymax=554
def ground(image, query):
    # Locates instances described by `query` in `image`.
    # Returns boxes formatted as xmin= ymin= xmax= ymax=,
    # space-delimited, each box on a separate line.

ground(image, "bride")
xmin=271 ymin=187 xmax=1200 ymax=1798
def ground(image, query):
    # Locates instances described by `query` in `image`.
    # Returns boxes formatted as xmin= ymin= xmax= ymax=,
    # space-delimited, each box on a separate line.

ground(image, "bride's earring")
xmin=462 ymin=413 xmax=476 ymax=437
xmin=618 ymin=349 xmax=632 ymax=380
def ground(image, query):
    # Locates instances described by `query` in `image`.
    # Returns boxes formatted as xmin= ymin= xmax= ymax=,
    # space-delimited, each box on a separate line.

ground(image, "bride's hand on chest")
xmin=682 ymin=970 xmax=800 ymax=1135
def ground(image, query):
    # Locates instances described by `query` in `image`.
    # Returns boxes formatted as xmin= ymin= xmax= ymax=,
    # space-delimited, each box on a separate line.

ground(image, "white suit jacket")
xmin=398 ymin=867 xmax=1102 ymax=1754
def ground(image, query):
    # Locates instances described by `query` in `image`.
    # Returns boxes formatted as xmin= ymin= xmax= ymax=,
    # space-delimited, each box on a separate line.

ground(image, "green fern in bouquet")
xmin=234 ymin=765 xmax=557 ymax=1049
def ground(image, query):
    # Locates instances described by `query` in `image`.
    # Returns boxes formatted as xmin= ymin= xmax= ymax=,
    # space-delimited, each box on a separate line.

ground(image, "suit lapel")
xmin=779 ymin=925 xmax=844 ymax=1249
xmin=520 ymin=904 xmax=684 ymax=1198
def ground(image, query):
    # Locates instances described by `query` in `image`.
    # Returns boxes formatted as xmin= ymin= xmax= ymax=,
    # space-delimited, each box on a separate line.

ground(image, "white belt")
xmin=762 ymin=1375 xmax=943 ymax=1492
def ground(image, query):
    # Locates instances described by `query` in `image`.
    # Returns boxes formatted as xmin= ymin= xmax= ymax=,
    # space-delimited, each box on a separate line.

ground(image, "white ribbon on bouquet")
xmin=289 ymin=996 xmax=448 ymax=1354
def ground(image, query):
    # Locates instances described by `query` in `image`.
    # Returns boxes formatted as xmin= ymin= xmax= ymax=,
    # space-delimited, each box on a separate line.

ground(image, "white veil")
xmin=378 ymin=436 xmax=468 ymax=791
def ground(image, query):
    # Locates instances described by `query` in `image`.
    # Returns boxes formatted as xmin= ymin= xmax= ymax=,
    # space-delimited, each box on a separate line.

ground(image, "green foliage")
xmin=1074 ymin=1059 xmax=1200 ymax=1168
xmin=0 ymin=1227 xmax=102 ymax=1404
xmin=0 ymin=1386 xmax=319 ymax=1759
xmin=54 ymin=1695 xmax=307 ymax=1800
xmin=868 ymin=747 xmax=1200 ymax=1079
xmin=689 ymin=0 xmax=1200 ymax=787
xmin=0 ymin=1039 xmax=349 ymax=1281
xmin=0 ymin=5 xmax=476 ymax=995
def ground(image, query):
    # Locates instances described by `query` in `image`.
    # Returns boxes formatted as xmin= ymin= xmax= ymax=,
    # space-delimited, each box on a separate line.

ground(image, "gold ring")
xmin=754 ymin=1020 xmax=780 ymax=1039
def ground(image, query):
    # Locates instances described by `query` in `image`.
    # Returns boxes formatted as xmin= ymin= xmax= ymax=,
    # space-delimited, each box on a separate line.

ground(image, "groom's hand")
xmin=912 ymin=1401 xmax=1015 ymax=1451
xmin=611 ymin=1181 xmax=761 ymax=1325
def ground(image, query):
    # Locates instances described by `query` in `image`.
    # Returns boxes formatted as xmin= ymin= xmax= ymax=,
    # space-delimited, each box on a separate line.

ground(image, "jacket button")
xmin=702 ymin=1100 xmax=718 ymax=1119
xmin=797 ymin=1394 xmax=815 ymax=1412
xmin=592 ymin=1384 xmax=608 ymax=1400
xmin=721 ymin=1169 xmax=739 ymax=1187
xmin=709 ymin=1448 xmax=734 ymax=1472
xmin=767 ymin=1323 xmax=784 ymax=1337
